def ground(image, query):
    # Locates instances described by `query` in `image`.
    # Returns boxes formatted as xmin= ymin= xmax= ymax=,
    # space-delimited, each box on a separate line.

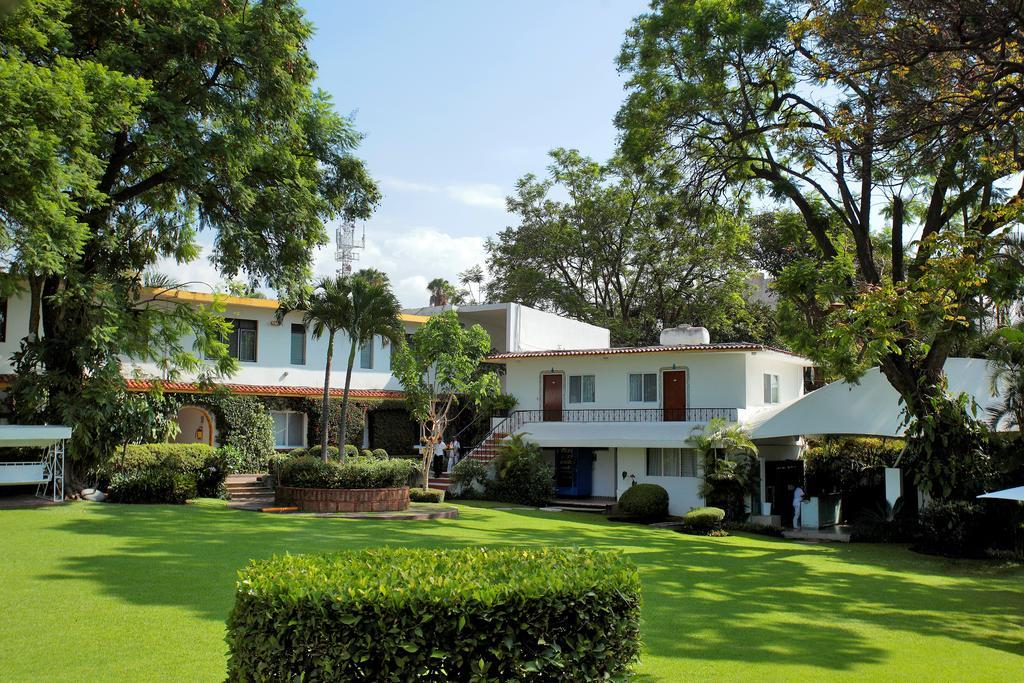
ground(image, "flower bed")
xmin=273 ymin=456 xmax=416 ymax=512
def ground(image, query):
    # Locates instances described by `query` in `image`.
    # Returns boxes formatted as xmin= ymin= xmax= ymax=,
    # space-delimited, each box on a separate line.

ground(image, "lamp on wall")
xmin=195 ymin=425 xmax=204 ymax=441
xmin=672 ymin=362 xmax=677 ymax=370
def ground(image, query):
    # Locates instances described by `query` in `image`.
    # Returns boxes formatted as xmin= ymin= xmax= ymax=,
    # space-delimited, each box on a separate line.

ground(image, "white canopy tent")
xmin=978 ymin=486 xmax=1024 ymax=502
xmin=0 ymin=425 xmax=72 ymax=502
xmin=748 ymin=358 xmax=1002 ymax=439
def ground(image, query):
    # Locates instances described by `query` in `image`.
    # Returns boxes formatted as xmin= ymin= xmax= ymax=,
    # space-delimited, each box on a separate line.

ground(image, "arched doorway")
xmin=174 ymin=405 xmax=215 ymax=446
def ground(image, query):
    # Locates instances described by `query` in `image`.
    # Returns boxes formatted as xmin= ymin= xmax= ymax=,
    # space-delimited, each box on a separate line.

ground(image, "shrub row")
xmin=226 ymin=547 xmax=642 ymax=681
xmin=98 ymin=443 xmax=229 ymax=502
xmin=486 ymin=435 xmax=555 ymax=507
xmin=277 ymin=456 xmax=416 ymax=490
xmin=408 ymin=487 xmax=445 ymax=503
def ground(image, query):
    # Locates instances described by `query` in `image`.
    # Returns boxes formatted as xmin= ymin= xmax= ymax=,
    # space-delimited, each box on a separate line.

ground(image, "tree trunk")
xmin=320 ymin=332 xmax=335 ymax=462
xmin=339 ymin=339 xmax=358 ymax=463
xmin=879 ymin=349 xmax=946 ymax=423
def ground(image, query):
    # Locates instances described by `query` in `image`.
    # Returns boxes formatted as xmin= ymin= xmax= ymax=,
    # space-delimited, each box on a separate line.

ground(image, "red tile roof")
xmin=486 ymin=342 xmax=807 ymax=361
xmin=121 ymin=378 xmax=404 ymax=400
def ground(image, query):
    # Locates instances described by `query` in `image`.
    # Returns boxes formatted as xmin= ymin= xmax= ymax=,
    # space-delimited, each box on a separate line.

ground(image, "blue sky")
xmin=212 ymin=0 xmax=646 ymax=307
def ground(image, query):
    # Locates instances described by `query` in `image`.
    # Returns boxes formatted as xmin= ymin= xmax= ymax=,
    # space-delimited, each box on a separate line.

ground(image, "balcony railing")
xmin=513 ymin=407 xmax=738 ymax=424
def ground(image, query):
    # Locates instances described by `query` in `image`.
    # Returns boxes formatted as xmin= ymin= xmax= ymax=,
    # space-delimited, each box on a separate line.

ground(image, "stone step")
xmin=225 ymin=484 xmax=273 ymax=492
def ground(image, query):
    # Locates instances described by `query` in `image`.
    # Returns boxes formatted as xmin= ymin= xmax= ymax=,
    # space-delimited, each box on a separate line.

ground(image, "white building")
xmin=474 ymin=325 xmax=813 ymax=516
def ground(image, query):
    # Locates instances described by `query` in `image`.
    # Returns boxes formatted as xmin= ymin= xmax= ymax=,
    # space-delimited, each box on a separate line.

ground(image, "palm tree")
xmin=427 ymin=277 xmax=451 ymax=307
xmin=986 ymin=324 xmax=1024 ymax=431
xmin=303 ymin=276 xmax=354 ymax=461
xmin=458 ymin=265 xmax=485 ymax=305
xmin=336 ymin=269 xmax=404 ymax=461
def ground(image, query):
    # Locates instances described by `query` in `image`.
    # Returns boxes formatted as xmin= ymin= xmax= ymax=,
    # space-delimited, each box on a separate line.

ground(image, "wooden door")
xmin=542 ymin=374 xmax=563 ymax=421
xmin=662 ymin=370 xmax=687 ymax=421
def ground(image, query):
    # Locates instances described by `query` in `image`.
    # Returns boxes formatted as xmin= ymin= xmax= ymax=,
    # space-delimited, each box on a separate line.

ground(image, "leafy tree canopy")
xmin=616 ymin=0 xmax=1024 ymax=421
xmin=486 ymin=148 xmax=767 ymax=346
xmin=0 ymin=0 xmax=379 ymax=477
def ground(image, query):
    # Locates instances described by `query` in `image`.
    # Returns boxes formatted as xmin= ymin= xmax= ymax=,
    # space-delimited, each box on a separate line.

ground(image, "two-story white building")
xmin=474 ymin=325 xmax=814 ymax=516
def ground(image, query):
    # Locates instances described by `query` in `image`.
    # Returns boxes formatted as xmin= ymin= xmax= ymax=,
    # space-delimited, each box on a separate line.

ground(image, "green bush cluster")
xmin=486 ymin=435 xmax=555 ymax=507
xmin=450 ymin=457 xmax=489 ymax=498
xmin=225 ymin=547 xmax=642 ymax=681
xmin=618 ymin=483 xmax=669 ymax=520
xmin=915 ymin=501 xmax=993 ymax=558
xmin=277 ymin=456 xmax=415 ymax=489
xmin=804 ymin=437 xmax=904 ymax=495
xmin=97 ymin=443 xmax=228 ymax=501
xmin=408 ymin=487 xmax=445 ymax=503
xmin=370 ymin=448 xmax=389 ymax=460
xmin=107 ymin=469 xmax=196 ymax=504
xmin=723 ymin=520 xmax=785 ymax=537
xmin=683 ymin=506 xmax=726 ymax=532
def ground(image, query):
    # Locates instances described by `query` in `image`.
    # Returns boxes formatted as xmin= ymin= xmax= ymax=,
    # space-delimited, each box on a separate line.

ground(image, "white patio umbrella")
xmin=977 ymin=486 xmax=1024 ymax=501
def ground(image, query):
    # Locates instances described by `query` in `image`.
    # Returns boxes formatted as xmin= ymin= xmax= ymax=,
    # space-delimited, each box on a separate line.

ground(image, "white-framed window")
xmin=628 ymin=373 xmax=658 ymax=403
xmin=290 ymin=323 xmax=306 ymax=365
xmin=763 ymin=373 xmax=780 ymax=404
xmin=359 ymin=340 xmax=374 ymax=369
xmin=568 ymin=374 xmax=595 ymax=403
xmin=270 ymin=410 xmax=306 ymax=449
xmin=645 ymin=448 xmax=699 ymax=477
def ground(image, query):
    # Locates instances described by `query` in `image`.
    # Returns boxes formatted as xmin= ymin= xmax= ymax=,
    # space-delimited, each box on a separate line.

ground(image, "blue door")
xmin=555 ymin=448 xmax=594 ymax=497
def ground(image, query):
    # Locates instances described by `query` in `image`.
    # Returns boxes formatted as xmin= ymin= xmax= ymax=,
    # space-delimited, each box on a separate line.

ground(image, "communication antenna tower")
xmin=335 ymin=219 xmax=365 ymax=275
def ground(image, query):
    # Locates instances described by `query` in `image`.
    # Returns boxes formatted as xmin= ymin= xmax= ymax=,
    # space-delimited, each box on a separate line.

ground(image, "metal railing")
xmin=466 ymin=407 xmax=738 ymax=460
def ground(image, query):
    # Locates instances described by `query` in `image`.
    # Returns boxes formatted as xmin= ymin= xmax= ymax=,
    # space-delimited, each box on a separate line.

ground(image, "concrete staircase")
xmin=466 ymin=431 xmax=508 ymax=463
xmin=427 ymin=474 xmax=452 ymax=493
xmin=225 ymin=474 xmax=274 ymax=510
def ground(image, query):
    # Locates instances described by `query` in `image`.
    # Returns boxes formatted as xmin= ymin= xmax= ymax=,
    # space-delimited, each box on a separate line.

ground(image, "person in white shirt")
xmin=792 ymin=485 xmax=805 ymax=529
xmin=432 ymin=441 xmax=445 ymax=478
xmin=448 ymin=438 xmax=461 ymax=472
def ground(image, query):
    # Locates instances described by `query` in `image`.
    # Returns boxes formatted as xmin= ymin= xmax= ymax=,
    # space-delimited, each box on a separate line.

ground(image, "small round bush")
xmin=916 ymin=501 xmax=993 ymax=558
xmin=371 ymin=448 xmax=389 ymax=460
xmin=451 ymin=458 xmax=489 ymax=498
xmin=361 ymin=449 xmax=373 ymax=458
xmin=618 ymin=483 xmax=669 ymax=520
xmin=343 ymin=444 xmax=359 ymax=459
xmin=683 ymin=506 xmax=726 ymax=531
xmin=288 ymin=447 xmax=306 ymax=457
xmin=326 ymin=445 xmax=340 ymax=461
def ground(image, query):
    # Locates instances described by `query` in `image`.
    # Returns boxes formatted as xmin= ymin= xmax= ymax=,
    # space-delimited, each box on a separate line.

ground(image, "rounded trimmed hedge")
xmin=226 ymin=547 xmax=641 ymax=681
xmin=618 ymin=483 xmax=670 ymax=520
xmin=683 ymin=506 xmax=726 ymax=531
xmin=277 ymin=455 xmax=415 ymax=489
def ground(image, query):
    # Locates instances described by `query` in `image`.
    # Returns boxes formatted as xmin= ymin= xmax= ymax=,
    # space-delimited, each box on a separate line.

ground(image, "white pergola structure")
xmin=0 ymin=425 xmax=72 ymax=502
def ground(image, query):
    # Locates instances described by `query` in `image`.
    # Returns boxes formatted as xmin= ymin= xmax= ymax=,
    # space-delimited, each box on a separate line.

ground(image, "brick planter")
xmin=275 ymin=486 xmax=410 ymax=513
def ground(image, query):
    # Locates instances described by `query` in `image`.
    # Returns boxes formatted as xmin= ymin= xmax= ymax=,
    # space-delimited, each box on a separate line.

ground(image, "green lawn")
xmin=1 ymin=500 xmax=1021 ymax=681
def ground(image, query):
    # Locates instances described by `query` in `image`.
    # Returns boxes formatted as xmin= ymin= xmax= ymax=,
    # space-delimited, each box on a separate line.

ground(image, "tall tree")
xmin=487 ymin=148 xmax=756 ymax=345
xmin=426 ymin=278 xmax=464 ymax=307
xmin=301 ymin=276 xmax=353 ymax=462
xmin=336 ymin=269 xmax=404 ymax=461
xmin=392 ymin=311 xmax=500 ymax=488
xmin=616 ymin=0 xmax=1024 ymax=493
xmin=0 ymin=1 xmax=379 ymax=477
xmin=458 ymin=265 xmax=485 ymax=305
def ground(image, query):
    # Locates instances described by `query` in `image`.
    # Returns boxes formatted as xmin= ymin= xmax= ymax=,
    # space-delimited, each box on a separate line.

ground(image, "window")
xmin=359 ymin=340 xmax=374 ymax=369
xmin=226 ymin=318 xmax=257 ymax=362
xmin=270 ymin=410 xmax=305 ymax=449
xmin=0 ymin=297 xmax=6 ymax=342
xmin=763 ymin=373 xmax=780 ymax=404
xmin=629 ymin=373 xmax=657 ymax=402
xmin=290 ymin=324 xmax=306 ymax=365
xmin=645 ymin=448 xmax=699 ymax=477
xmin=568 ymin=374 xmax=595 ymax=403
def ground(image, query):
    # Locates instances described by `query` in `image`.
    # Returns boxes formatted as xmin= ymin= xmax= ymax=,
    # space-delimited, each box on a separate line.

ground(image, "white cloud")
xmin=443 ymin=183 xmax=505 ymax=210
xmin=313 ymin=225 xmax=487 ymax=307
xmin=380 ymin=176 xmax=507 ymax=211
xmin=154 ymin=224 xmax=488 ymax=309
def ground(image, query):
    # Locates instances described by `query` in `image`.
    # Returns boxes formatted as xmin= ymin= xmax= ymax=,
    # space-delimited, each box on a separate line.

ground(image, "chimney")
xmin=659 ymin=325 xmax=710 ymax=346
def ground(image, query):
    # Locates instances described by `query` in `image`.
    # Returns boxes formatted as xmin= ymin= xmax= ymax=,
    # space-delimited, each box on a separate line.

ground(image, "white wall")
xmin=616 ymin=447 xmax=704 ymax=515
xmin=592 ymin=449 xmax=615 ymax=497
xmin=0 ymin=292 xmax=407 ymax=391
xmin=503 ymin=351 xmax=749 ymax=413
xmin=508 ymin=304 xmax=610 ymax=352
xmin=124 ymin=303 xmax=408 ymax=390
xmin=744 ymin=352 xmax=806 ymax=409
